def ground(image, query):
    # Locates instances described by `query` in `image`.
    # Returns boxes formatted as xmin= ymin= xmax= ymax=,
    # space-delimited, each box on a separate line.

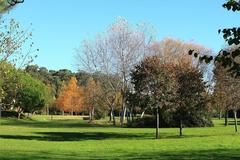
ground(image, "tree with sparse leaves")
xmin=76 ymin=17 xmax=154 ymax=126
xmin=84 ymin=77 xmax=103 ymax=121
xmin=213 ymin=63 xmax=240 ymax=132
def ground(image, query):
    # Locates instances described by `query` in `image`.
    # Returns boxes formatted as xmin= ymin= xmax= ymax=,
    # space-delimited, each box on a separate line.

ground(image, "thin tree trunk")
xmin=180 ymin=120 xmax=183 ymax=136
xmin=156 ymin=106 xmax=160 ymax=139
xmin=127 ymin=109 xmax=130 ymax=123
xmin=120 ymin=110 xmax=123 ymax=126
xmin=109 ymin=106 xmax=116 ymax=125
xmin=120 ymin=91 xmax=126 ymax=127
xmin=112 ymin=111 xmax=116 ymax=126
xmin=225 ymin=110 xmax=228 ymax=126
xmin=123 ymin=107 xmax=127 ymax=121
xmin=109 ymin=109 xmax=112 ymax=122
xmin=18 ymin=112 xmax=21 ymax=119
xmin=62 ymin=110 xmax=64 ymax=116
xmin=141 ymin=110 xmax=145 ymax=118
xmin=120 ymin=105 xmax=127 ymax=127
xmin=234 ymin=110 xmax=238 ymax=132
xmin=131 ymin=112 xmax=134 ymax=122
xmin=89 ymin=108 xmax=92 ymax=121
xmin=219 ymin=111 xmax=222 ymax=120
xmin=131 ymin=108 xmax=134 ymax=122
xmin=92 ymin=107 xmax=94 ymax=120
xmin=46 ymin=106 xmax=49 ymax=115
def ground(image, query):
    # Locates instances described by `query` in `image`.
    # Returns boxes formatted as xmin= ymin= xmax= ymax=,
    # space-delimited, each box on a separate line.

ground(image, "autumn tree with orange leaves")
xmin=55 ymin=77 xmax=84 ymax=115
xmin=84 ymin=77 xmax=102 ymax=121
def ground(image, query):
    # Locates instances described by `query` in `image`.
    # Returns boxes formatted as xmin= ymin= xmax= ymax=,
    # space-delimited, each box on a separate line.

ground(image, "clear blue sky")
xmin=4 ymin=0 xmax=240 ymax=71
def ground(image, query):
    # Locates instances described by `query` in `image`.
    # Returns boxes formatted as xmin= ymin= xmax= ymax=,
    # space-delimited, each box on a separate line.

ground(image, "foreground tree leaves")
xmin=189 ymin=0 xmax=240 ymax=77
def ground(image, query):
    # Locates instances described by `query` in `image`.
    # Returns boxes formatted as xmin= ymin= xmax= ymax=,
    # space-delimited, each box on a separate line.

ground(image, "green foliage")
xmin=16 ymin=72 xmax=50 ymax=113
xmin=25 ymin=65 xmax=84 ymax=99
xmin=189 ymin=0 xmax=240 ymax=77
xmin=129 ymin=115 xmax=213 ymax=128
xmin=0 ymin=61 xmax=19 ymax=110
xmin=0 ymin=61 xmax=54 ymax=115
xmin=223 ymin=0 xmax=240 ymax=11
xmin=1 ymin=110 xmax=25 ymax=118
xmin=174 ymin=67 xmax=211 ymax=128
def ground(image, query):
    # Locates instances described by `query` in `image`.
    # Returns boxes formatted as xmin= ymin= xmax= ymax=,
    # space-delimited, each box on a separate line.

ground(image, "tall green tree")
xmin=15 ymin=72 xmax=51 ymax=118
xmin=174 ymin=66 xmax=209 ymax=136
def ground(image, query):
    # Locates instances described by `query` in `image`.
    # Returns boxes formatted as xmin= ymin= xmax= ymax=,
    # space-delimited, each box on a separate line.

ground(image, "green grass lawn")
xmin=0 ymin=116 xmax=240 ymax=160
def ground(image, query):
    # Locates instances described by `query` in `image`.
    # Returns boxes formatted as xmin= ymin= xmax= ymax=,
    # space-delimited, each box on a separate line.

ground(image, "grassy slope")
xmin=0 ymin=116 xmax=239 ymax=160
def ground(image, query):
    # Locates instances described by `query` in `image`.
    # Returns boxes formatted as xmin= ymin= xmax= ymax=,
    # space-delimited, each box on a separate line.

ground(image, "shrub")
xmin=128 ymin=115 xmax=213 ymax=128
xmin=1 ymin=110 xmax=25 ymax=119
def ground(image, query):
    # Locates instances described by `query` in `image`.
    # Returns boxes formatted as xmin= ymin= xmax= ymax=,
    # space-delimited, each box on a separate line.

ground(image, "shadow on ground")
xmin=0 ymin=131 xmax=221 ymax=141
xmin=0 ymin=148 xmax=240 ymax=160
xmin=219 ymin=120 xmax=240 ymax=126
xmin=0 ymin=118 xmax=113 ymax=128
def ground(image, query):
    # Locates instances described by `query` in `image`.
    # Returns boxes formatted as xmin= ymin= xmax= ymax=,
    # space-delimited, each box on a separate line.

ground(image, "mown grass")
xmin=0 ymin=116 xmax=239 ymax=160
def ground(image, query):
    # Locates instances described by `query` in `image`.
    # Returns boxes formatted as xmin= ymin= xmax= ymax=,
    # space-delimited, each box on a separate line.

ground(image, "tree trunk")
xmin=62 ymin=110 xmax=65 ymax=116
xmin=131 ymin=112 xmax=134 ymax=122
xmin=109 ymin=109 xmax=113 ymax=122
xmin=92 ymin=107 xmax=95 ymax=121
xmin=156 ymin=106 xmax=160 ymax=139
xmin=179 ymin=120 xmax=183 ymax=136
xmin=89 ymin=108 xmax=92 ymax=121
xmin=131 ymin=108 xmax=134 ymax=122
xmin=120 ymin=91 xmax=126 ymax=127
xmin=120 ymin=109 xmax=126 ymax=127
xmin=123 ymin=107 xmax=126 ymax=121
xmin=141 ymin=110 xmax=145 ymax=118
xmin=109 ymin=106 xmax=116 ymax=125
xmin=234 ymin=110 xmax=238 ymax=133
xmin=120 ymin=110 xmax=123 ymax=126
xmin=18 ymin=112 xmax=21 ymax=119
xmin=127 ymin=109 xmax=131 ymax=124
xmin=219 ymin=111 xmax=222 ymax=119
xmin=112 ymin=111 xmax=116 ymax=126
xmin=225 ymin=110 xmax=228 ymax=126
xmin=46 ymin=106 xmax=49 ymax=115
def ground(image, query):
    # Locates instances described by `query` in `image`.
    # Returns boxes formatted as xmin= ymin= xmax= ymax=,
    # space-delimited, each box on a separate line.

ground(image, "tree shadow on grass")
xmin=1 ymin=148 xmax=240 ymax=160
xmin=218 ymin=120 xmax=240 ymax=126
xmin=0 ymin=131 xmax=220 ymax=142
xmin=123 ymin=148 xmax=240 ymax=160
xmin=0 ymin=119 xmax=113 ymax=128
xmin=0 ymin=132 xmax=152 ymax=141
